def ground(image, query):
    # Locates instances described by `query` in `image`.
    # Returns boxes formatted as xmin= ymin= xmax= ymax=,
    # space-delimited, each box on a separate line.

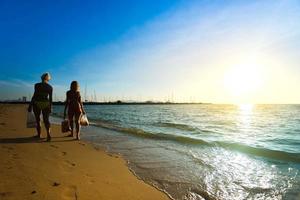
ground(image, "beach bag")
xmin=61 ymin=119 xmax=71 ymax=133
xmin=80 ymin=114 xmax=89 ymax=126
xmin=27 ymin=111 xmax=36 ymax=128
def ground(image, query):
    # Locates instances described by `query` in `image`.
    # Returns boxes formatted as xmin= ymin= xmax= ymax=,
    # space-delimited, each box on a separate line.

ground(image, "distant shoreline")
xmin=0 ymin=101 xmax=210 ymax=105
xmin=1 ymin=102 xmax=299 ymax=105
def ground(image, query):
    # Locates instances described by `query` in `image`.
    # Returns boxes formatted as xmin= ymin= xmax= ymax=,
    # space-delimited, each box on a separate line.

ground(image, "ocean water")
xmin=52 ymin=104 xmax=300 ymax=200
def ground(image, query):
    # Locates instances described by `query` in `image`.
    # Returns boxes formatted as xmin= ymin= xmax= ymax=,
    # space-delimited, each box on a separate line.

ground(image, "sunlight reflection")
xmin=239 ymin=104 xmax=254 ymax=113
xmin=237 ymin=104 xmax=254 ymax=134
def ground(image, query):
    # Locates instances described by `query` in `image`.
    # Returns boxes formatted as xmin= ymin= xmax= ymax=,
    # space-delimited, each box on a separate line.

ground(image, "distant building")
xmin=22 ymin=96 xmax=27 ymax=102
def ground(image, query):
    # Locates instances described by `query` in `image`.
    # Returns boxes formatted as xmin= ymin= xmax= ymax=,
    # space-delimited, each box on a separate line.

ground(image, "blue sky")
xmin=1 ymin=0 xmax=300 ymax=103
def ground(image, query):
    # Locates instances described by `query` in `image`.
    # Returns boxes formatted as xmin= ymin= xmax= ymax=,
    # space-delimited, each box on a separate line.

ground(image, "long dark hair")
xmin=70 ymin=81 xmax=79 ymax=92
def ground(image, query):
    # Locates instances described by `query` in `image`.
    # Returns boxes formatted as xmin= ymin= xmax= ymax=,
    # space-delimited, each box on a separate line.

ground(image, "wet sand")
xmin=0 ymin=104 xmax=170 ymax=200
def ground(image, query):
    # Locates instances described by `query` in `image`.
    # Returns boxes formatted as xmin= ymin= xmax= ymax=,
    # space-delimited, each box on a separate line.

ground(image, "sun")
xmin=224 ymin=63 xmax=264 ymax=102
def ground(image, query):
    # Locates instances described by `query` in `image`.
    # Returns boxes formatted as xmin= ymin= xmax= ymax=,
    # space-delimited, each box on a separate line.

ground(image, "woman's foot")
xmin=33 ymin=134 xmax=40 ymax=138
xmin=76 ymin=135 xmax=80 ymax=140
xmin=46 ymin=136 xmax=51 ymax=142
xmin=67 ymin=133 xmax=73 ymax=137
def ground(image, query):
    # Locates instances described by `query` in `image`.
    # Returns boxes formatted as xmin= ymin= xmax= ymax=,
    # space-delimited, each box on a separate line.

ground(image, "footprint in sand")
xmin=88 ymin=179 xmax=96 ymax=184
xmin=64 ymin=160 xmax=76 ymax=167
xmin=2 ymin=146 xmax=16 ymax=158
xmin=0 ymin=192 xmax=13 ymax=198
xmin=84 ymin=174 xmax=96 ymax=184
xmin=2 ymin=146 xmax=14 ymax=151
xmin=50 ymin=144 xmax=59 ymax=149
xmin=61 ymin=151 xmax=67 ymax=156
xmin=62 ymin=185 xmax=78 ymax=200
xmin=6 ymin=166 xmax=13 ymax=170
xmin=12 ymin=153 xmax=19 ymax=159
xmin=53 ymin=182 xmax=61 ymax=187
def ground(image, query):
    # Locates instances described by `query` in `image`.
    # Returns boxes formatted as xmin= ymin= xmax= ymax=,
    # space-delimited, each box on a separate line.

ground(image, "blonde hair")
xmin=41 ymin=72 xmax=51 ymax=81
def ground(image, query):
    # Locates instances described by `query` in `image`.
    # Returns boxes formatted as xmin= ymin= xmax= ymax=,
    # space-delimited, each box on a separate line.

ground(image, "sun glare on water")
xmin=239 ymin=103 xmax=254 ymax=112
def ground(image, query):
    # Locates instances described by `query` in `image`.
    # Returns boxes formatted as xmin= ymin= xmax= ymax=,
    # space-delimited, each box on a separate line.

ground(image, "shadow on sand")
xmin=0 ymin=136 xmax=76 ymax=144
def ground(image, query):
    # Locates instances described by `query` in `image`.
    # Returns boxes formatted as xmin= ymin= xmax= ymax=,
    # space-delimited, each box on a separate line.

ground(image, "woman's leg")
xmin=33 ymin=106 xmax=41 ymax=137
xmin=68 ymin=112 xmax=75 ymax=137
xmin=75 ymin=113 xmax=82 ymax=140
xmin=42 ymin=108 xmax=51 ymax=141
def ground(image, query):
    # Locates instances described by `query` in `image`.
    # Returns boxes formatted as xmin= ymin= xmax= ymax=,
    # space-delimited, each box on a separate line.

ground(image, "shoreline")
xmin=52 ymin=103 xmax=300 ymax=200
xmin=49 ymin=115 xmax=175 ymax=200
xmin=0 ymin=104 xmax=170 ymax=200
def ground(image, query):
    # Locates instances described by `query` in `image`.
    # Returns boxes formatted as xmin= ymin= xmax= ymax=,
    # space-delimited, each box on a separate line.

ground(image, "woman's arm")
xmin=28 ymin=84 xmax=37 ymax=112
xmin=64 ymin=93 xmax=69 ymax=119
xmin=79 ymin=94 xmax=85 ymax=114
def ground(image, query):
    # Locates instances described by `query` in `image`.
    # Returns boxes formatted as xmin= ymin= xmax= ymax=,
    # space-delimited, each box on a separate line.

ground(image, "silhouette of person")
xmin=64 ymin=81 xmax=85 ymax=140
xmin=28 ymin=72 xmax=53 ymax=141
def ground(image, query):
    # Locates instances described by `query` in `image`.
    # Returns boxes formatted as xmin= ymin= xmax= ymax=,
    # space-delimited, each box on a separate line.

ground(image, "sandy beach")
xmin=0 ymin=104 xmax=169 ymax=200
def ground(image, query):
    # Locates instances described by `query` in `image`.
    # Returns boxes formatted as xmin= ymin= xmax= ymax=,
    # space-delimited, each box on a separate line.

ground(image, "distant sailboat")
xmin=84 ymin=83 xmax=88 ymax=102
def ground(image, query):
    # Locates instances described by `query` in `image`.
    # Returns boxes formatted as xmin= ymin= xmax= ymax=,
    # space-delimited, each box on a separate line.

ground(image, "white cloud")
xmin=0 ymin=79 xmax=33 ymax=88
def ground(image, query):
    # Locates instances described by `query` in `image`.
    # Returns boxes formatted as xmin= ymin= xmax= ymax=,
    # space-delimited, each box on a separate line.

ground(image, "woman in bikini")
xmin=64 ymin=81 xmax=85 ymax=140
xmin=28 ymin=72 xmax=53 ymax=141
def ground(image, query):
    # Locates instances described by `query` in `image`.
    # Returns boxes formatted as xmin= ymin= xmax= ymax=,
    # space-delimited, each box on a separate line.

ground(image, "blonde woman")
xmin=28 ymin=72 xmax=53 ymax=141
xmin=64 ymin=81 xmax=85 ymax=140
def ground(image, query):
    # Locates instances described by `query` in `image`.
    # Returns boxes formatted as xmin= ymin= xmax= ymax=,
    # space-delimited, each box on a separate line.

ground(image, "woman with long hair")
xmin=28 ymin=72 xmax=53 ymax=141
xmin=64 ymin=81 xmax=85 ymax=140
